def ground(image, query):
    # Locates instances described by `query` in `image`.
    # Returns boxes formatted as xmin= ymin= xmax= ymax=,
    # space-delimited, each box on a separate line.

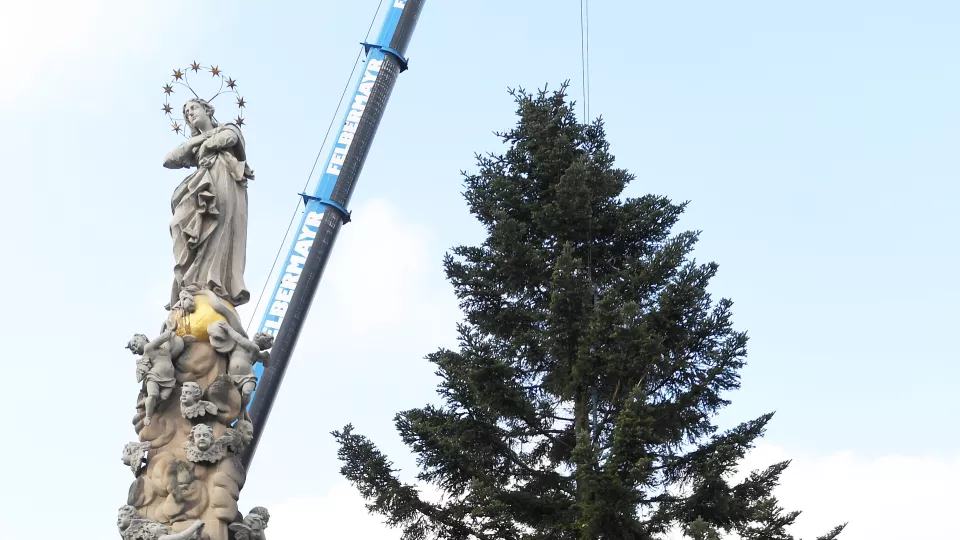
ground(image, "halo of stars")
xmin=162 ymin=62 xmax=247 ymax=136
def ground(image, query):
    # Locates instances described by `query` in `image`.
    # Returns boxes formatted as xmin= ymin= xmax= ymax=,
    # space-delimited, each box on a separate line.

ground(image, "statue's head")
xmin=178 ymin=290 xmax=196 ymax=313
xmin=117 ymin=505 xmax=139 ymax=530
xmin=173 ymin=459 xmax=195 ymax=484
xmin=234 ymin=419 xmax=254 ymax=440
xmin=183 ymin=98 xmax=218 ymax=135
xmin=121 ymin=442 xmax=136 ymax=461
xmin=180 ymin=382 xmax=202 ymax=405
xmin=190 ymin=423 xmax=214 ymax=451
xmin=253 ymin=332 xmax=274 ymax=351
xmin=121 ymin=442 xmax=145 ymax=464
xmin=247 ymin=506 xmax=270 ymax=529
xmin=126 ymin=334 xmax=149 ymax=355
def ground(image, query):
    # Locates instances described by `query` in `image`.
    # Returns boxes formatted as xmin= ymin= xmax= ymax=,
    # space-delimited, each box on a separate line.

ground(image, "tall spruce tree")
xmin=333 ymin=85 xmax=846 ymax=540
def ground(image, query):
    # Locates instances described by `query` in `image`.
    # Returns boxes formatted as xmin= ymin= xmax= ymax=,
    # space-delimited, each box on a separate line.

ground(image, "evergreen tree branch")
xmin=813 ymin=524 xmax=848 ymax=540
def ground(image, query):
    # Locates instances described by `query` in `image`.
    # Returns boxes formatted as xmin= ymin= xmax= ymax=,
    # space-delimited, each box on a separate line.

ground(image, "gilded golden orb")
xmin=171 ymin=293 xmax=236 ymax=342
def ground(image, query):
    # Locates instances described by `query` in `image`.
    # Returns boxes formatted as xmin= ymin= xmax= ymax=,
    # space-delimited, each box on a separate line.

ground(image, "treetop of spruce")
xmin=334 ymin=84 xmax=846 ymax=540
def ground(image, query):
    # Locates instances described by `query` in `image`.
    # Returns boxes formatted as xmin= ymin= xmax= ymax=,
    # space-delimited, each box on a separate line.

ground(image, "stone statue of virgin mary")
xmin=163 ymin=98 xmax=253 ymax=309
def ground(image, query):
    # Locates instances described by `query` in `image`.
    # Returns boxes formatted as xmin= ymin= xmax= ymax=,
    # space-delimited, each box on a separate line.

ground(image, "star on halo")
xmin=161 ymin=63 xmax=248 ymax=138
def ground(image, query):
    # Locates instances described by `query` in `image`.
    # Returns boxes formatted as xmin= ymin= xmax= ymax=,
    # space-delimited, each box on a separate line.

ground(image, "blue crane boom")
xmin=242 ymin=0 xmax=426 ymax=469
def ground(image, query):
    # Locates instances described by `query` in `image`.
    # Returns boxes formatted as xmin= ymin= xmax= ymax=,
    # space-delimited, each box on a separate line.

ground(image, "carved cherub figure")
xmin=182 ymin=423 xmax=226 ymax=463
xmin=167 ymin=459 xmax=197 ymax=504
xmin=127 ymin=319 xmax=184 ymax=426
xmin=208 ymin=321 xmax=274 ymax=420
xmin=228 ymin=506 xmax=270 ymax=540
xmin=166 ymin=286 xmax=197 ymax=314
xmin=121 ymin=441 xmax=152 ymax=476
xmin=177 ymin=289 xmax=197 ymax=314
xmin=220 ymin=419 xmax=254 ymax=455
xmin=116 ymin=505 xmax=204 ymax=540
xmin=179 ymin=382 xmax=218 ymax=419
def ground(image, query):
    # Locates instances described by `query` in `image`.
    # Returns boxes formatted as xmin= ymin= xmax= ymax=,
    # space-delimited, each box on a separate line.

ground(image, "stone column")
xmin=118 ymin=296 xmax=269 ymax=540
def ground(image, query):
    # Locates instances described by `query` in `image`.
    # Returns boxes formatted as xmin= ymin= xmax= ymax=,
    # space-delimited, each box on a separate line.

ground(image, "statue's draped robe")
xmin=166 ymin=125 xmax=252 ymax=308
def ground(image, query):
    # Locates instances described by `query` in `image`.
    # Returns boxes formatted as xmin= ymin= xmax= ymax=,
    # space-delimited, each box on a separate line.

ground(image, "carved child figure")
xmin=221 ymin=420 xmax=254 ymax=455
xmin=116 ymin=505 xmax=204 ymax=540
xmin=128 ymin=319 xmax=184 ymax=426
xmin=167 ymin=459 xmax=198 ymax=504
xmin=208 ymin=321 xmax=274 ymax=420
xmin=166 ymin=287 xmax=197 ymax=314
xmin=177 ymin=289 xmax=197 ymax=314
xmin=229 ymin=506 xmax=270 ymax=540
xmin=182 ymin=423 xmax=226 ymax=464
xmin=122 ymin=441 xmax=152 ymax=476
xmin=180 ymin=382 xmax=218 ymax=419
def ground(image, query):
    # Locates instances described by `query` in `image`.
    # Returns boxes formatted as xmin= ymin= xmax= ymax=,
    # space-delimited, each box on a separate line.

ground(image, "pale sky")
xmin=1 ymin=1 xmax=957 ymax=539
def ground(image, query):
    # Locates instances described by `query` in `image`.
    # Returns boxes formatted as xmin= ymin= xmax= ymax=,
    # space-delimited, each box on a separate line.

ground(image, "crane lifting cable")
xmin=580 ymin=0 xmax=602 ymax=441
xmin=580 ymin=0 xmax=591 ymax=123
xmin=244 ymin=1 xmax=388 ymax=336
xmin=242 ymin=0 xmax=426 ymax=471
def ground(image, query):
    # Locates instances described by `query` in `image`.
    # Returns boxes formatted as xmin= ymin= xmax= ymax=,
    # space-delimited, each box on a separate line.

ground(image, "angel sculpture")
xmin=228 ymin=506 xmax=270 ymax=540
xmin=121 ymin=441 xmax=152 ymax=476
xmin=167 ymin=459 xmax=197 ymax=504
xmin=221 ymin=420 xmax=254 ymax=455
xmin=182 ymin=423 xmax=226 ymax=464
xmin=127 ymin=319 xmax=184 ymax=426
xmin=116 ymin=505 xmax=204 ymax=540
xmin=208 ymin=321 xmax=274 ymax=420
xmin=179 ymin=382 xmax=218 ymax=419
xmin=174 ymin=288 xmax=196 ymax=314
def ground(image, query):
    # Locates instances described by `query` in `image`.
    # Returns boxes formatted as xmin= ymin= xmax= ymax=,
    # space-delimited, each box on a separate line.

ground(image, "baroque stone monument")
xmin=117 ymin=64 xmax=269 ymax=540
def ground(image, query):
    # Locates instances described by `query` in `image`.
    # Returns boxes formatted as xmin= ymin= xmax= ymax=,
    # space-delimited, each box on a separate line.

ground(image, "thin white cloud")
xmin=268 ymin=482 xmax=401 ymax=539
xmin=268 ymin=445 xmax=958 ymax=540
xmin=322 ymin=197 xmax=446 ymax=338
xmin=1 ymin=2 xmax=127 ymax=100
xmin=267 ymin=481 xmax=446 ymax=540
xmin=733 ymin=444 xmax=957 ymax=540
xmin=0 ymin=0 xmax=193 ymax=104
xmin=237 ymin=196 xmax=460 ymax=501
xmin=239 ymin=196 xmax=460 ymax=344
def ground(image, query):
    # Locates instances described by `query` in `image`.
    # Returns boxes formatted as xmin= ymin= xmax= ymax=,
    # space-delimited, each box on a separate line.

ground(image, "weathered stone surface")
xmin=229 ymin=507 xmax=270 ymax=540
xmin=165 ymin=98 xmax=253 ymax=309
xmin=122 ymin=441 xmax=152 ymax=476
xmin=120 ymin=91 xmax=269 ymax=540
xmin=209 ymin=322 xmax=273 ymax=421
xmin=128 ymin=337 xmax=247 ymax=540
xmin=117 ymin=505 xmax=205 ymax=540
xmin=180 ymin=382 xmax=219 ymax=420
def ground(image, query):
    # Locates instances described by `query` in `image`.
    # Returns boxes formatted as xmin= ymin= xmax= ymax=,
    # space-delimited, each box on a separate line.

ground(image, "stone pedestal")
xmin=126 ymin=338 xmax=247 ymax=540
